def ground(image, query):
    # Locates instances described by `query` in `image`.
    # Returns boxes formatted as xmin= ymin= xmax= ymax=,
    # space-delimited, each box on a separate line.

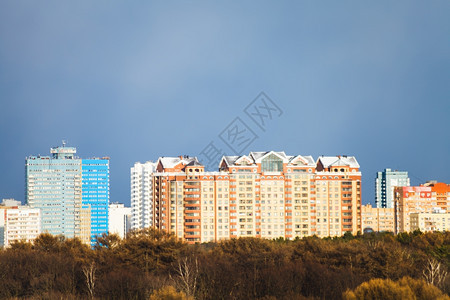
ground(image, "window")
xmin=261 ymin=154 xmax=283 ymax=172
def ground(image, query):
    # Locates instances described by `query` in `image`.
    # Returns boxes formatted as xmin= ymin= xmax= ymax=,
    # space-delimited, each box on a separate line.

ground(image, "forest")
xmin=0 ymin=229 xmax=448 ymax=299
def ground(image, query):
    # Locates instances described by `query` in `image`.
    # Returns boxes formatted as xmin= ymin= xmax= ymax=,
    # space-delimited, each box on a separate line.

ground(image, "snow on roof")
xmin=158 ymin=156 xmax=201 ymax=168
xmin=234 ymin=155 xmax=254 ymax=165
xmin=249 ymin=151 xmax=287 ymax=162
xmin=317 ymin=156 xmax=360 ymax=168
xmin=288 ymin=155 xmax=315 ymax=166
xmin=221 ymin=151 xmax=315 ymax=167
xmin=220 ymin=156 xmax=240 ymax=167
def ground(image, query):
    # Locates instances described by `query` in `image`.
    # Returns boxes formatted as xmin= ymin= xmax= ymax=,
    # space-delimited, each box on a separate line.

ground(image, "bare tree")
xmin=82 ymin=262 xmax=96 ymax=299
xmin=367 ymin=240 xmax=382 ymax=250
xmin=175 ymin=257 xmax=199 ymax=298
xmin=423 ymin=258 xmax=447 ymax=288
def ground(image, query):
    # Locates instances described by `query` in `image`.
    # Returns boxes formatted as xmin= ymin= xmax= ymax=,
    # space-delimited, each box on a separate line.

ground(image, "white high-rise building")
xmin=108 ymin=203 xmax=131 ymax=239
xmin=131 ymin=161 xmax=157 ymax=230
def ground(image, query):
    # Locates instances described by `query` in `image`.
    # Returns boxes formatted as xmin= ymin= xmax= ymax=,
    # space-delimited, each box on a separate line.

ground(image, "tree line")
xmin=0 ymin=229 xmax=448 ymax=299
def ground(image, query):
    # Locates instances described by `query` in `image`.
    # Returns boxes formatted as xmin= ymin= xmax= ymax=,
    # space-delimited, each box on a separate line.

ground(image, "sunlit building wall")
xmin=361 ymin=204 xmax=394 ymax=232
xmin=410 ymin=210 xmax=450 ymax=232
xmin=151 ymin=152 xmax=362 ymax=243
xmin=0 ymin=206 xmax=41 ymax=247
xmin=394 ymin=182 xmax=449 ymax=233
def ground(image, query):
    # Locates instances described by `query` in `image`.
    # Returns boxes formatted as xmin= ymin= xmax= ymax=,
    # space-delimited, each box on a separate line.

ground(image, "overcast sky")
xmin=1 ymin=1 xmax=449 ymax=206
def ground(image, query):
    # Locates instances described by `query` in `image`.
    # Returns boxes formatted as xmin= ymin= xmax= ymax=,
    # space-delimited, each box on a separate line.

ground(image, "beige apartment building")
xmin=361 ymin=204 xmax=395 ymax=232
xmin=151 ymin=151 xmax=362 ymax=243
xmin=410 ymin=210 xmax=450 ymax=232
xmin=79 ymin=207 xmax=91 ymax=245
xmin=0 ymin=206 xmax=41 ymax=247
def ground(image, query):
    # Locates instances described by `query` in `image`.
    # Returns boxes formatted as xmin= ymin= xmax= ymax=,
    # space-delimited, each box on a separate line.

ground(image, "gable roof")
xmin=219 ymin=156 xmax=240 ymax=167
xmin=220 ymin=151 xmax=315 ymax=168
xmin=250 ymin=151 xmax=289 ymax=163
xmin=317 ymin=156 xmax=360 ymax=168
xmin=158 ymin=156 xmax=201 ymax=169
xmin=288 ymin=155 xmax=315 ymax=166
xmin=234 ymin=155 xmax=254 ymax=165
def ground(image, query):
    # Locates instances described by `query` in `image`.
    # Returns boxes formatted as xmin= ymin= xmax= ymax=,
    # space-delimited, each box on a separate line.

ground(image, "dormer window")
xmin=261 ymin=154 xmax=283 ymax=172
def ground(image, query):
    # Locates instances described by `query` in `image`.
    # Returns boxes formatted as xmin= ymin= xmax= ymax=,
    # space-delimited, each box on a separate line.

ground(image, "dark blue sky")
xmin=1 ymin=1 xmax=449 ymax=206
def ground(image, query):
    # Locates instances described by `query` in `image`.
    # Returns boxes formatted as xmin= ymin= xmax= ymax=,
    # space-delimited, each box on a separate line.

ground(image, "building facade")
xmin=361 ymin=204 xmax=395 ymax=232
xmin=130 ymin=161 xmax=157 ymax=230
xmin=0 ymin=206 xmax=41 ymax=247
xmin=410 ymin=209 xmax=450 ymax=232
xmin=375 ymin=168 xmax=410 ymax=208
xmin=394 ymin=182 xmax=449 ymax=233
xmin=150 ymin=152 xmax=362 ymax=243
xmin=82 ymin=158 xmax=110 ymax=244
xmin=109 ymin=203 xmax=131 ymax=239
xmin=315 ymin=156 xmax=362 ymax=237
xmin=26 ymin=146 xmax=85 ymax=239
xmin=26 ymin=145 xmax=109 ymax=244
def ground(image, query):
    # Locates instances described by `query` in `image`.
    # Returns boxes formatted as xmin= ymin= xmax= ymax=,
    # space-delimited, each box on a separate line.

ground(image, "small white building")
xmin=108 ymin=203 xmax=131 ymax=239
xmin=0 ymin=206 xmax=41 ymax=247
xmin=1 ymin=198 xmax=21 ymax=206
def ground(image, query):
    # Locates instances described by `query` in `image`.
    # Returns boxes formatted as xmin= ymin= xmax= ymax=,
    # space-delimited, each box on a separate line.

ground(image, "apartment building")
xmin=315 ymin=156 xmax=362 ymax=237
xmin=410 ymin=209 xmax=450 ymax=232
xmin=131 ymin=161 xmax=157 ymax=230
xmin=82 ymin=158 xmax=110 ymax=245
xmin=26 ymin=144 xmax=109 ymax=245
xmin=150 ymin=151 xmax=362 ymax=243
xmin=109 ymin=203 xmax=131 ymax=238
xmin=361 ymin=204 xmax=395 ymax=232
xmin=394 ymin=182 xmax=449 ymax=233
xmin=0 ymin=206 xmax=41 ymax=247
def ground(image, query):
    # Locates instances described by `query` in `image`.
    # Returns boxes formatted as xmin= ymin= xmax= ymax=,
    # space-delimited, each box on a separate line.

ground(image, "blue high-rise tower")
xmin=26 ymin=144 xmax=110 ymax=246
xmin=82 ymin=158 xmax=110 ymax=245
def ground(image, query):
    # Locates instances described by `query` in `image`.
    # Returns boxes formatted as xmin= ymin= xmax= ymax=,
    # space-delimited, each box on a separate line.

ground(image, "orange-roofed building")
xmin=394 ymin=182 xmax=449 ymax=233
